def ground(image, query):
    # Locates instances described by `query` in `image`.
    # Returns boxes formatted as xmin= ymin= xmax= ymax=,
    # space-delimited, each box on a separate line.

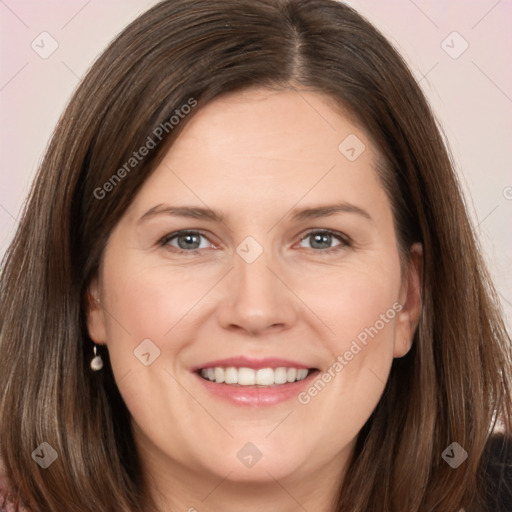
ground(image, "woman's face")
xmin=87 ymin=87 xmax=421 ymax=501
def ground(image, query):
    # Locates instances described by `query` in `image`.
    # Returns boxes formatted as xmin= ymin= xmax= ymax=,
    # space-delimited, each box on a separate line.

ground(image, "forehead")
xmin=127 ymin=87 xmax=388 ymax=225
xmin=169 ymin=87 xmax=369 ymax=163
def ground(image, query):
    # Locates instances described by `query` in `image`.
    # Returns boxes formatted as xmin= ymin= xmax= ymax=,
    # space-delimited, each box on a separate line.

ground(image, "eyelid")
xmin=158 ymin=228 xmax=352 ymax=254
xmin=158 ymin=229 xmax=215 ymax=251
xmin=296 ymin=228 xmax=352 ymax=251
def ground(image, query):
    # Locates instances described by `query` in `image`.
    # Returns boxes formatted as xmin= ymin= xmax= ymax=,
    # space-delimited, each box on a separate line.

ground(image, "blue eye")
xmin=159 ymin=230 xmax=211 ymax=253
xmin=298 ymin=230 xmax=350 ymax=253
xmin=158 ymin=229 xmax=350 ymax=255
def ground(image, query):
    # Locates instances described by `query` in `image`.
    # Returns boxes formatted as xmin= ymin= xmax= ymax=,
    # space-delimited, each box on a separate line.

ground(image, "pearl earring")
xmin=90 ymin=344 xmax=104 ymax=371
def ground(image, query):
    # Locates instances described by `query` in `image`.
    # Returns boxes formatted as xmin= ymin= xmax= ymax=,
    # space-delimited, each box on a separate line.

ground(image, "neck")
xmin=139 ymin=444 xmax=350 ymax=512
xmin=150 ymin=469 xmax=343 ymax=512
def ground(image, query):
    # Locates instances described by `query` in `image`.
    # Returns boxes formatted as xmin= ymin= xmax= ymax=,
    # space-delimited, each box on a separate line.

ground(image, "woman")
xmin=0 ymin=0 xmax=510 ymax=510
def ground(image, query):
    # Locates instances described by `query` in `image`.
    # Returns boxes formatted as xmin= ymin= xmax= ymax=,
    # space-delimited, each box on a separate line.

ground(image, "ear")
xmin=85 ymin=276 xmax=108 ymax=345
xmin=394 ymin=242 xmax=422 ymax=358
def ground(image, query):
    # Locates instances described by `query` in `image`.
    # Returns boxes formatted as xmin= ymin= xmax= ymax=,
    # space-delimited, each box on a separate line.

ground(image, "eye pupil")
xmin=166 ymin=230 xmax=344 ymax=254
xmin=311 ymin=233 xmax=331 ymax=249
xmin=178 ymin=233 xmax=200 ymax=250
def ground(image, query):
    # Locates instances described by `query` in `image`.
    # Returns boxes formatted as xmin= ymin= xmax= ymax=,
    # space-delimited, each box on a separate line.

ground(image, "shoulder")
xmin=479 ymin=433 xmax=512 ymax=511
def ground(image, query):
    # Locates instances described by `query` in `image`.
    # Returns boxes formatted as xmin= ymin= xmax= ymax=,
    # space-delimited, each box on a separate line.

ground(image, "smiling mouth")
xmin=197 ymin=366 xmax=319 ymax=386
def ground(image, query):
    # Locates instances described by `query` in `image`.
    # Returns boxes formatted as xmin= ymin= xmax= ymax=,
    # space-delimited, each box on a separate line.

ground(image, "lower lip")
xmin=194 ymin=371 xmax=319 ymax=406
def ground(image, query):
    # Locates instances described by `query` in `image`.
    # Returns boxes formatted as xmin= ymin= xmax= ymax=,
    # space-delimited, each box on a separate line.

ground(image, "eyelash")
xmin=158 ymin=229 xmax=352 ymax=256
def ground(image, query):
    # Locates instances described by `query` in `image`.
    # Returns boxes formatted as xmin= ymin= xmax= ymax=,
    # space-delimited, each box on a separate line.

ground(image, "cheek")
xmin=296 ymin=258 xmax=401 ymax=430
xmin=98 ymin=253 xmax=224 ymax=412
xmin=299 ymin=255 xmax=401 ymax=352
xmin=98 ymin=258 xmax=203 ymax=439
xmin=101 ymin=257 xmax=212 ymax=344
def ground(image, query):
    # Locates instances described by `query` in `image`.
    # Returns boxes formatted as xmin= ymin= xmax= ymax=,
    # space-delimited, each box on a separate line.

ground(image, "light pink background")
xmin=1 ymin=0 xmax=511 ymax=329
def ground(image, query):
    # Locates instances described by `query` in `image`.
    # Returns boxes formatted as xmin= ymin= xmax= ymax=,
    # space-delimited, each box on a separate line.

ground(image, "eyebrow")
xmin=138 ymin=201 xmax=373 ymax=224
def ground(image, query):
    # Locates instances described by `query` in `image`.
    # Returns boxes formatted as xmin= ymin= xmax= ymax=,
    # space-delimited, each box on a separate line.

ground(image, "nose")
xmin=216 ymin=247 xmax=299 ymax=336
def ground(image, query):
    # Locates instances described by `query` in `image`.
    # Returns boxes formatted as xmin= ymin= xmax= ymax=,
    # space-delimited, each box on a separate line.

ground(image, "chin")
xmin=197 ymin=439 xmax=309 ymax=483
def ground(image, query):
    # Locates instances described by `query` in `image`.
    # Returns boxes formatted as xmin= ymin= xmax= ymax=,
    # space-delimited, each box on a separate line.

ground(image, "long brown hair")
xmin=1 ymin=1 xmax=510 ymax=510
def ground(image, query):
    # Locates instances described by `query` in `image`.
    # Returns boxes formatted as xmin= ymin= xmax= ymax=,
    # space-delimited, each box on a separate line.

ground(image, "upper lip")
xmin=191 ymin=356 xmax=315 ymax=372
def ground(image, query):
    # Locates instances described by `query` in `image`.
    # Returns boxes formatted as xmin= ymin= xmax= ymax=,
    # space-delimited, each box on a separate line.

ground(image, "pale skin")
xmin=87 ymin=87 xmax=422 ymax=512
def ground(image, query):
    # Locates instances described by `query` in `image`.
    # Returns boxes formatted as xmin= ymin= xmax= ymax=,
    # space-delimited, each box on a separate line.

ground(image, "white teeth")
xmin=296 ymin=369 xmax=308 ymax=380
xmin=255 ymin=368 xmax=274 ymax=386
xmin=199 ymin=366 xmax=311 ymax=386
xmin=238 ymin=367 xmax=256 ymax=385
xmin=214 ymin=367 xmax=225 ymax=383
xmin=286 ymin=368 xmax=297 ymax=383
xmin=274 ymin=367 xmax=288 ymax=384
xmin=225 ymin=367 xmax=238 ymax=384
